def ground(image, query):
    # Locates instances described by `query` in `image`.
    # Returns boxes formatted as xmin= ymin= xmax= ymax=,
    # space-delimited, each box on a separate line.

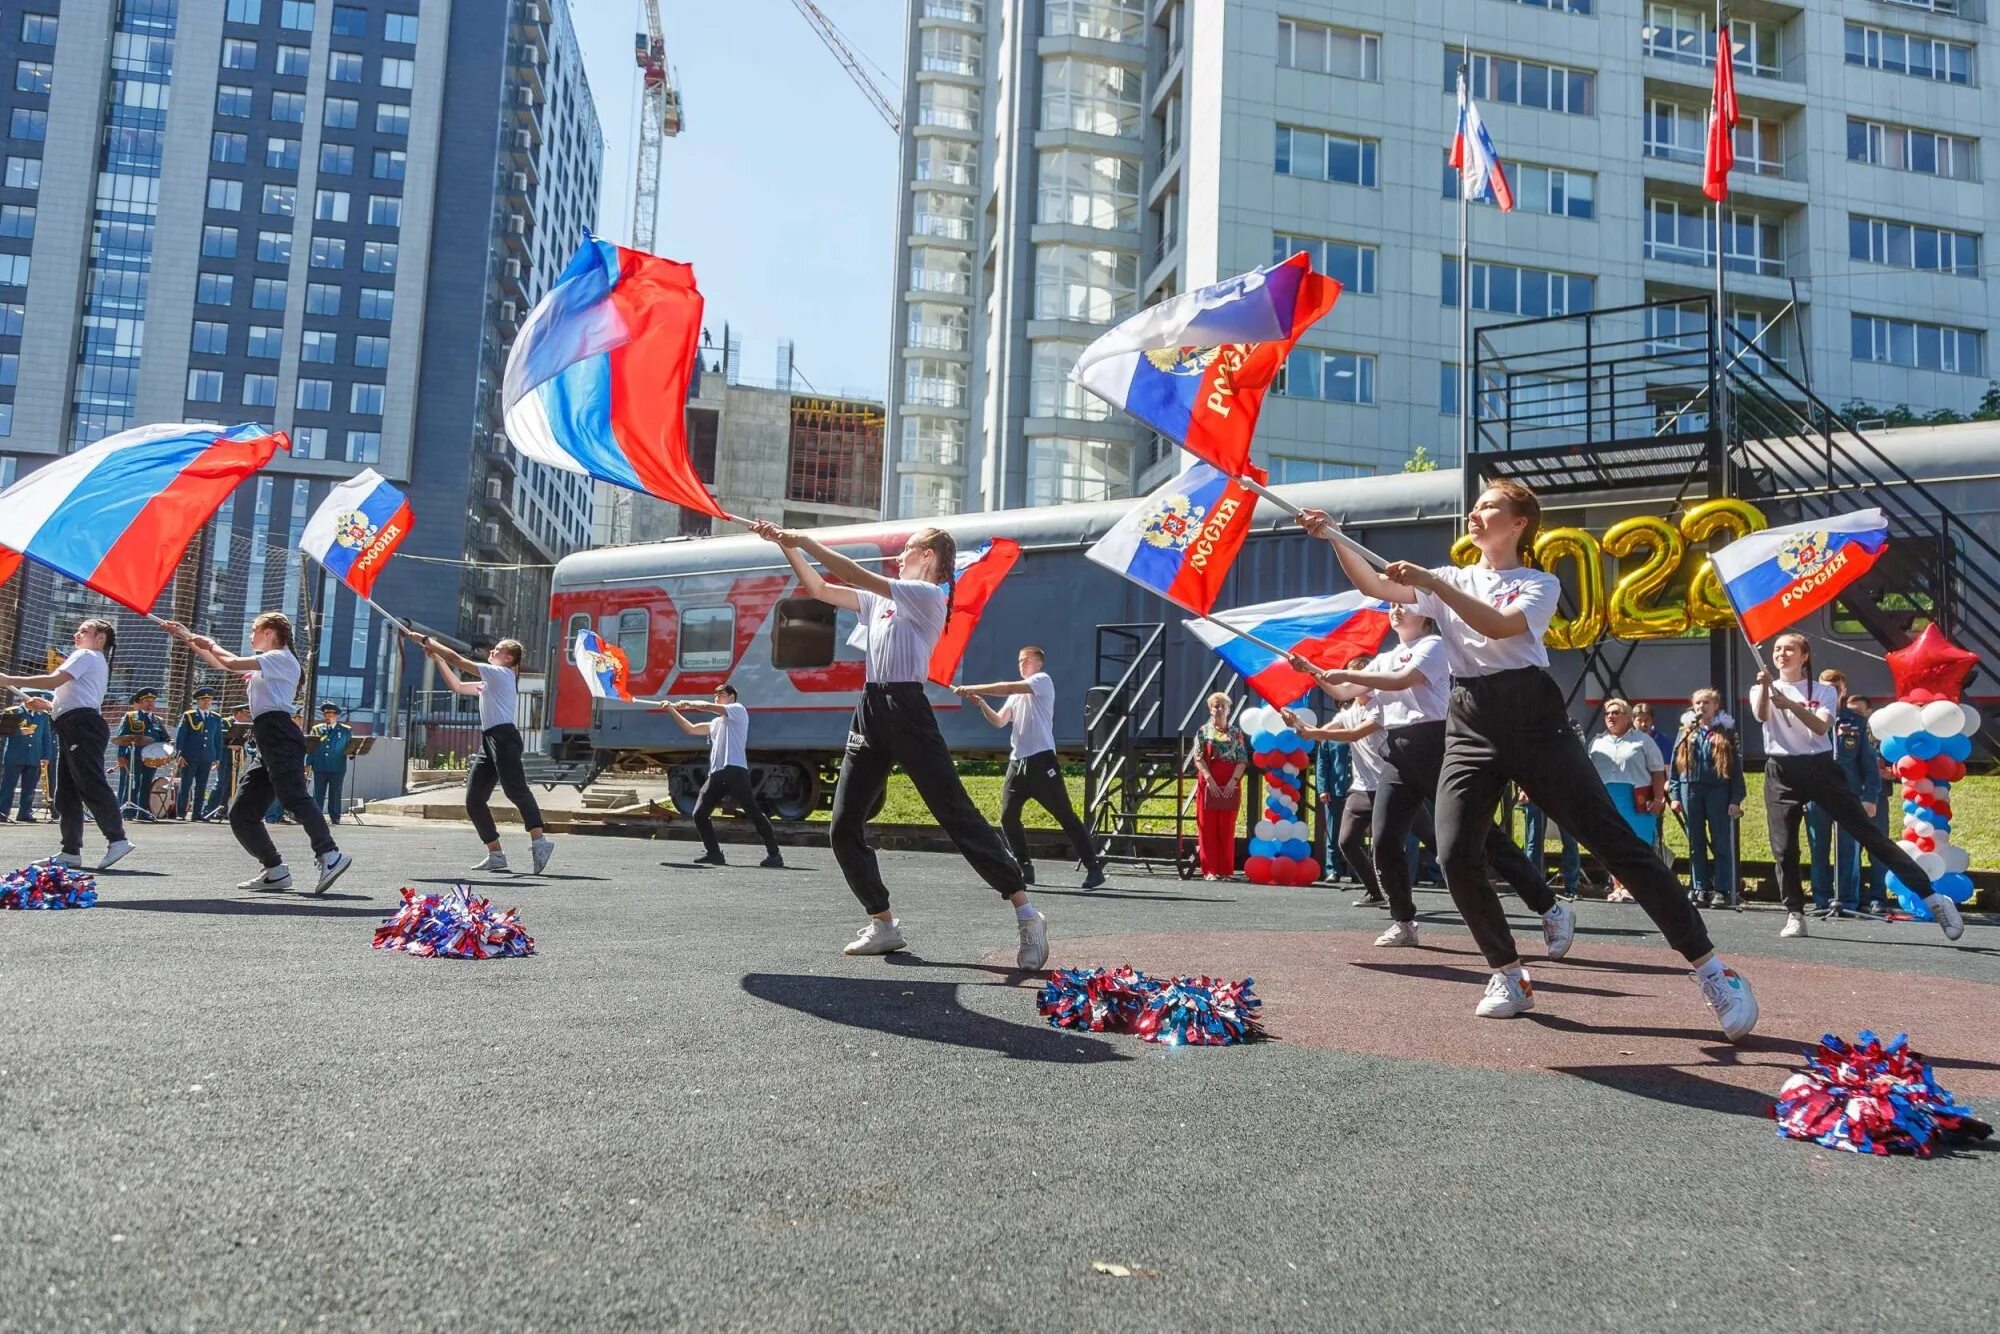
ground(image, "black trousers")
xmin=1337 ymin=790 xmax=1381 ymax=900
xmin=830 ymin=682 xmax=1023 ymax=915
xmin=1000 ymin=749 xmax=1098 ymax=873
xmin=1766 ymin=752 xmax=1930 ymax=912
xmin=466 ymin=723 xmax=543 ymax=844
xmin=694 ymin=764 xmax=780 ymax=859
xmin=1438 ymin=667 xmax=1713 ymax=969
xmin=231 ymin=713 xmax=337 ymax=867
xmin=53 ymin=710 xmax=126 ymax=854
xmin=1375 ymin=721 xmax=1553 ymax=924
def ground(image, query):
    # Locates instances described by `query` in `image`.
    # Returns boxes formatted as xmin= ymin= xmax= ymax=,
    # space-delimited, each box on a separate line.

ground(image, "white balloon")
xmin=1921 ymin=700 xmax=1967 ymax=737
xmin=1961 ymin=703 xmax=1982 ymax=737
xmin=1914 ymin=778 xmax=1937 ymax=795
xmin=1870 ymin=701 xmax=1923 ymax=740
xmin=1292 ymin=708 xmax=1317 ymax=729
xmin=1944 ymin=845 xmax=1972 ymax=874
xmin=1899 ymin=839 xmax=1924 ymax=858
xmin=1254 ymin=820 xmax=1277 ymax=840
xmin=1916 ymin=851 xmax=1946 ymax=879
xmin=1237 ymin=706 xmax=1265 ymax=733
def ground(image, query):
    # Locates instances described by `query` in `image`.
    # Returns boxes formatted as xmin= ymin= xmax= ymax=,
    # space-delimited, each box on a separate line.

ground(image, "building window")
xmin=1646 ymin=100 xmax=1782 ymax=174
xmin=381 ymin=57 xmax=414 ymax=89
xmin=1275 ymin=125 xmax=1379 ymax=187
xmin=226 ymin=1 xmax=261 ymax=22
xmin=1497 ymin=0 xmax=1589 ymax=11
xmin=1848 ymin=119 xmax=1978 ymax=181
xmin=1032 ymin=243 xmax=1138 ymax=322
xmin=1272 ymin=234 xmax=1377 ymax=295
xmin=354 ymin=334 xmax=389 ymax=367
xmin=919 ymin=27 xmax=981 ymax=77
xmin=346 ymin=430 xmax=381 ymax=462
xmin=898 ymin=416 xmax=966 ymax=468
xmin=266 ymin=136 xmax=300 ymax=170
xmin=1442 ymin=256 xmax=1594 ymax=316
xmin=201 ymin=224 xmax=238 ymax=257
xmin=247 ymin=325 xmax=283 ymax=358
xmin=329 ymin=51 xmax=363 ymax=82
xmin=300 ymin=330 xmax=337 ymax=363
xmin=192 ymin=321 xmax=229 ymax=355
xmin=0 ymin=302 xmax=19 ymax=335
xmin=242 ymin=374 xmax=278 ymax=407
xmin=323 ymin=97 xmax=359 ymax=129
xmin=252 ymin=277 xmax=288 ymax=310
xmin=1850 ymin=215 xmax=1980 ymax=277
xmin=903 ymin=358 xmax=967 ymax=409
xmin=1441 ymin=155 xmax=1595 ymax=219
xmin=197 ymin=273 xmax=235 ymax=305
xmin=272 ymin=92 xmax=306 ymax=123
xmin=221 ymin=38 xmax=258 ymax=70
xmin=7 ymin=109 xmax=47 ymax=141
xmin=1852 ymin=315 xmax=1984 ymax=375
xmin=276 ymin=45 xmax=310 ymax=77
xmin=256 ymin=229 xmax=291 ymax=263
xmin=1278 ymin=348 xmax=1376 ymax=404
xmin=1025 ymin=436 xmax=1130 ymax=507
xmin=314 ymin=190 xmax=349 ymax=222
xmin=319 ymin=143 xmax=354 ymax=175
xmin=1044 ymin=0 xmax=1145 ymax=43
xmin=350 ymin=382 xmax=385 ymax=415
xmin=1276 ymin=19 xmax=1378 ymax=79
xmin=187 ymin=369 xmax=224 ymax=402
xmin=0 ymin=254 xmax=24 ymax=287
xmin=14 ymin=61 xmax=51 ymax=95
xmin=1036 ymin=150 xmax=1140 ymax=230
xmin=1029 ymin=340 xmax=1114 ymax=420
xmin=280 ymin=1 xmax=315 ymax=30
xmin=217 ymin=85 xmax=253 ymax=118
xmin=366 ymin=195 xmax=401 ymax=226
xmin=359 ymin=287 xmax=393 ymax=320
xmin=376 ymin=103 xmax=410 ymax=136
xmin=909 ymin=245 xmax=971 ymax=296
xmin=905 ymin=302 xmax=969 ymax=353
xmin=293 ymin=426 xmax=327 ymax=459
xmin=1451 ymin=51 xmax=1594 ymax=114
xmin=1641 ymin=7 xmax=1780 ymax=78
xmin=20 ymin=14 xmax=57 ymax=44
xmin=305 ymin=282 xmax=341 ymax=315
xmin=372 ymin=149 xmax=406 ymax=180
xmin=331 ymin=4 xmax=366 ymax=36
xmin=361 ymin=240 xmax=395 ymax=273
xmin=1644 ymin=199 xmax=1783 ymax=276
xmin=1845 ymin=22 xmax=1973 ymax=84
xmin=311 ymin=236 xmax=347 ymax=268
xmin=914 ymin=137 xmax=976 ymax=186
xmin=1269 ymin=456 xmax=1369 ymax=484
xmin=209 ymin=132 xmax=247 ymax=164
xmin=262 ymin=184 xmax=297 ymax=217
xmin=385 ymin=12 xmax=418 ymax=44
xmin=5 ymin=156 xmax=41 ymax=189
xmin=296 ymin=378 xmax=332 ymax=411
xmin=917 ymin=81 xmax=980 ymax=133
xmin=1041 ymin=58 xmax=1142 ymax=137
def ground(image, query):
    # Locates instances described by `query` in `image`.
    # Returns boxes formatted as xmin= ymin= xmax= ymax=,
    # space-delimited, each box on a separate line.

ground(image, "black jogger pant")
xmin=830 ymin=682 xmax=1024 ymax=915
xmin=53 ymin=709 xmax=126 ymax=854
xmin=1766 ymin=751 xmax=1930 ymax=913
xmin=999 ymin=749 xmax=1099 ymax=874
xmin=694 ymin=764 xmax=780 ymax=859
xmin=1374 ymin=721 xmax=1553 ymax=924
xmin=230 ymin=713 xmax=337 ymax=868
xmin=466 ymin=723 xmax=543 ymax=845
xmin=1337 ymin=790 xmax=1381 ymax=900
xmin=1437 ymin=667 xmax=1713 ymax=969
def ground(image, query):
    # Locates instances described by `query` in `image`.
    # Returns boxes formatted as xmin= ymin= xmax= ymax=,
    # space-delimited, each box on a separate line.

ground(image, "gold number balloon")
xmin=1680 ymin=498 xmax=1769 ymax=629
xmin=1531 ymin=527 xmax=1606 ymax=649
xmin=1601 ymin=515 xmax=1691 ymax=640
xmin=1450 ymin=534 xmax=1478 ymax=568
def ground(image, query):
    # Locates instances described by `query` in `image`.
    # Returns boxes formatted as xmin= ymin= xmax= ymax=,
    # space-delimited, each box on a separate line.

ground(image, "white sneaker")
xmin=98 ymin=840 xmax=135 ymax=871
xmin=1016 ymin=909 xmax=1050 ymax=971
xmin=1925 ymin=894 xmax=1965 ymax=942
xmin=1696 ymin=965 xmax=1759 ymax=1042
xmin=46 ymin=851 xmax=82 ymax=869
xmin=1374 ymin=920 xmax=1420 ymax=948
xmin=471 ymin=851 xmax=509 ymax=873
xmin=530 ymin=837 xmax=556 ymax=874
xmin=239 ymin=865 xmax=292 ymax=891
xmin=842 ymin=918 xmax=907 ymax=956
xmin=1779 ymin=912 xmax=1807 ymax=939
xmin=1541 ymin=902 xmax=1576 ymax=960
xmin=1475 ymin=969 xmax=1535 ymax=1018
xmin=314 ymin=850 xmax=352 ymax=895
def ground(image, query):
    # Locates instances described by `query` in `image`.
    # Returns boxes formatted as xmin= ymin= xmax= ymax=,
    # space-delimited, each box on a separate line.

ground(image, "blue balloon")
xmin=1930 ymin=817 xmax=1951 ymax=833
xmin=1904 ymin=800 xmax=1922 ymax=815
xmin=1892 ymin=884 xmax=1937 ymax=921
xmin=1936 ymin=872 xmax=1975 ymax=902
xmin=1906 ymin=732 xmax=1942 ymax=760
xmin=1280 ymin=839 xmax=1312 ymax=859
xmin=1943 ymin=733 xmax=1972 ymax=761
xmin=1886 ymin=871 xmax=1911 ymax=895
xmin=1880 ymin=737 xmax=1909 ymax=763
xmin=1247 ymin=837 xmax=1277 ymax=858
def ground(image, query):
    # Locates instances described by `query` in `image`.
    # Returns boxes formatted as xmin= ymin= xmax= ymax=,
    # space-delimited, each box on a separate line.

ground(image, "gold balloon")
xmin=1450 ymin=534 xmax=1478 ymax=568
xmin=1681 ymin=498 xmax=1769 ymax=629
xmin=1531 ymin=527 xmax=1606 ymax=649
xmin=1601 ymin=515 xmax=1691 ymax=640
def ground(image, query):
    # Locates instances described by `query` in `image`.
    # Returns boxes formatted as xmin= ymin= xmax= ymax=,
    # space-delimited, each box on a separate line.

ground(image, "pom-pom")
xmin=1772 ymin=1032 xmax=1990 ymax=1157
xmin=1038 ymin=966 xmax=1264 ymax=1046
xmin=0 ymin=861 xmax=98 ymax=910
xmin=371 ymin=884 xmax=535 ymax=959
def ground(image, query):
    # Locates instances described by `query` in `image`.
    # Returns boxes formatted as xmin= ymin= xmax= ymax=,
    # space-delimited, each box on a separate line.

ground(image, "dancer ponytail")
xmin=79 ymin=618 xmax=117 ymax=669
xmin=907 ymin=526 xmax=958 ymax=619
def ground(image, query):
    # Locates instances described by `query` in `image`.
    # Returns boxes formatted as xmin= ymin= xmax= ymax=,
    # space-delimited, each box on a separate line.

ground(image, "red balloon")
xmin=1909 ymin=689 xmax=1937 ymax=705
xmin=1888 ymin=624 xmax=1980 ymax=702
xmin=1896 ymin=756 xmax=1929 ymax=780
xmin=1930 ymin=757 xmax=1966 ymax=782
xmin=1245 ymin=856 xmax=1273 ymax=883
xmin=1917 ymin=836 xmax=1936 ymax=853
xmin=1935 ymin=802 xmax=1953 ymax=819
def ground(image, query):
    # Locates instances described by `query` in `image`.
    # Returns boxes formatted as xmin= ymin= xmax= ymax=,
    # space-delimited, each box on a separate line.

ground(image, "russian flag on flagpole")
xmin=1070 ymin=253 xmax=1339 ymax=479
xmin=572 ymin=628 xmax=633 ymax=702
xmin=0 ymin=422 xmax=287 ymax=614
xmin=1085 ymin=460 xmax=1265 ymax=616
xmin=1703 ymin=22 xmax=1740 ymax=202
xmin=1709 ymin=509 xmax=1889 ymax=643
xmin=1185 ymin=593 xmax=1394 ymax=707
xmin=1450 ymin=70 xmax=1515 ymax=212
xmin=299 ymin=469 xmax=413 ymax=600
xmin=502 ymin=233 xmax=725 ymax=519
xmin=928 ymin=537 xmax=1021 ymax=687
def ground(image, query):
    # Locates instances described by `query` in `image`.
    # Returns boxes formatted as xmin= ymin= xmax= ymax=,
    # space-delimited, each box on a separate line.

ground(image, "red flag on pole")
xmin=927 ymin=537 xmax=1022 ymax=687
xmin=1703 ymin=21 xmax=1739 ymax=202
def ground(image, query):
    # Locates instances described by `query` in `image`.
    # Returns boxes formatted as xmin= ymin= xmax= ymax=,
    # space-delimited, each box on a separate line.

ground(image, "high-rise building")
xmin=883 ymin=0 xmax=2000 ymax=518
xmin=0 ymin=0 xmax=601 ymax=718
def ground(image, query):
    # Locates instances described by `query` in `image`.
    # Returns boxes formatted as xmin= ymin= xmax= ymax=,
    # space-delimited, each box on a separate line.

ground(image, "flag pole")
xmin=1458 ymin=49 xmax=1474 ymax=472
xmin=1712 ymin=4 xmax=1731 ymax=460
xmin=1195 ymin=613 xmax=1296 ymax=661
xmin=1235 ymin=474 xmax=1391 ymax=570
xmin=298 ymin=553 xmax=412 ymax=636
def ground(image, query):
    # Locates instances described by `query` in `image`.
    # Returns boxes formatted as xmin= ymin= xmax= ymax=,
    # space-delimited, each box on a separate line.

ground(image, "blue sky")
xmin=570 ymin=2 xmax=906 ymax=398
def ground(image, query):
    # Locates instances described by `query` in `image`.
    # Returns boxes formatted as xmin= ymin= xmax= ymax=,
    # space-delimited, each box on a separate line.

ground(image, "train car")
xmin=545 ymin=424 xmax=2000 ymax=816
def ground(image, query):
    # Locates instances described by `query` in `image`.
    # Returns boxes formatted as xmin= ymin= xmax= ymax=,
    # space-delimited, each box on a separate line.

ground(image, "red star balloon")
xmin=1887 ymin=624 xmax=1980 ymax=702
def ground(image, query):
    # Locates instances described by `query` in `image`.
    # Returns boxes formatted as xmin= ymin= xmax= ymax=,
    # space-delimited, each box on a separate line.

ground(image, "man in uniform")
xmin=175 ymin=686 xmax=226 ymax=821
xmin=211 ymin=703 xmax=255 ymax=821
xmin=115 ymin=688 xmax=169 ymax=822
xmin=0 ymin=689 xmax=56 ymax=822
xmin=307 ymin=700 xmax=353 ymax=824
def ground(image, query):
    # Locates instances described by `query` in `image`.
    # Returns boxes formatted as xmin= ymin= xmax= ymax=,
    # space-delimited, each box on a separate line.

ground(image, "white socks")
xmin=1015 ymin=902 xmax=1039 ymax=920
xmin=1694 ymin=956 xmax=1727 ymax=982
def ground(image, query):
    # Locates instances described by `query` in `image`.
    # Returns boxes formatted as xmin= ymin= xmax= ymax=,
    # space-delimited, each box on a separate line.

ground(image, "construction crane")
xmin=790 ymin=0 xmax=900 ymax=133
xmin=631 ymin=0 xmax=684 ymax=253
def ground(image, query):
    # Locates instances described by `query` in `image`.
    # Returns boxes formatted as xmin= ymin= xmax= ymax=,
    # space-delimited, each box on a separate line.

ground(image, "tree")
xmin=1403 ymin=446 xmax=1438 ymax=473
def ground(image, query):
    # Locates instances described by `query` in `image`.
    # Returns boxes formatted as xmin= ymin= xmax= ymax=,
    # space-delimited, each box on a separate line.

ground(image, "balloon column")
xmin=1239 ymin=705 xmax=1321 ymax=886
xmin=1870 ymin=678 xmax=1979 ymax=921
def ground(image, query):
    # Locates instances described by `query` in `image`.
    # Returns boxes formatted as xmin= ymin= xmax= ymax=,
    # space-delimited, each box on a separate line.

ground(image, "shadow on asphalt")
xmin=1348 ymin=959 xmax=1634 ymax=999
xmin=96 ymin=896 xmax=388 ymax=918
xmin=1028 ymin=887 xmax=1238 ymax=904
xmin=740 ymin=972 xmax=1130 ymax=1064
xmin=1547 ymin=1062 xmax=1780 ymax=1119
xmin=406 ymin=874 xmax=611 ymax=885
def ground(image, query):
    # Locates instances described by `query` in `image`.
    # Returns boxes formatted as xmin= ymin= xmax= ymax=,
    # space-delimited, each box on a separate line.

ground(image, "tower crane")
xmin=631 ymin=0 xmax=684 ymax=253
xmin=790 ymin=0 xmax=900 ymax=133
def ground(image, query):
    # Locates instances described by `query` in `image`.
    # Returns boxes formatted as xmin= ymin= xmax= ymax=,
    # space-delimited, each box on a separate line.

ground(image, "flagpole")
xmin=1712 ymin=4 xmax=1731 ymax=460
xmin=1235 ymin=475 xmax=1392 ymax=570
xmin=1195 ymin=614 xmax=1297 ymax=661
xmin=299 ymin=552 xmax=412 ymax=636
xmin=1458 ymin=50 xmax=1474 ymax=472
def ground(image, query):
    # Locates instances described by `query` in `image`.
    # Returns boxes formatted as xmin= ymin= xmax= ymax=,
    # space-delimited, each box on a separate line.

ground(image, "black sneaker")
xmin=759 ymin=853 xmax=785 ymax=869
xmin=1019 ymin=862 xmax=1036 ymax=885
xmin=692 ymin=851 xmax=726 ymax=866
xmin=1080 ymin=865 xmax=1107 ymax=891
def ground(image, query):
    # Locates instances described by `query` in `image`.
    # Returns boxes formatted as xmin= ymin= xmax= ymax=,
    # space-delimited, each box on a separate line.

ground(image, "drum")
xmin=141 ymin=741 xmax=178 ymax=769
xmin=149 ymin=781 xmax=175 ymax=819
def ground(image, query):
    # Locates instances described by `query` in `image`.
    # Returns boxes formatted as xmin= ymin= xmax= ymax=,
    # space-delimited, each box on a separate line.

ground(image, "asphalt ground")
xmin=1 ymin=817 xmax=1996 ymax=1333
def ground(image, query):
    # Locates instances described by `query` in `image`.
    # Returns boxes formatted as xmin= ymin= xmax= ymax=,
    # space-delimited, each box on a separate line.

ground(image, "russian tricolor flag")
xmin=572 ymin=628 xmax=633 ymax=701
xmin=1071 ymin=253 xmax=1339 ymax=479
xmin=0 ymin=421 xmax=287 ymax=614
xmin=1451 ymin=71 xmax=1515 ymax=212
xmin=1086 ymin=460 xmax=1264 ymax=616
xmin=503 ymin=234 xmax=724 ymax=519
xmin=300 ymin=469 xmax=412 ymax=599
xmin=1709 ymin=510 xmax=1890 ymax=644
xmin=1186 ymin=593 xmax=1393 ymax=707
xmin=929 ymin=537 xmax=1022 ymax=687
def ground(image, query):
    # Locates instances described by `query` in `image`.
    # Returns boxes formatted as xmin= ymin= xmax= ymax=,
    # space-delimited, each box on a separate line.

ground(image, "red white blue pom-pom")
xmin=1 ymin=862 xmax=98 ymax=910
xmin=1772 ymin=1031 xmax=1990 ymax=1157
xmin=1037 ymin=967 xmax=1263 ymax=1046
xmin=372 ymin=884 xmax=535 ymax=959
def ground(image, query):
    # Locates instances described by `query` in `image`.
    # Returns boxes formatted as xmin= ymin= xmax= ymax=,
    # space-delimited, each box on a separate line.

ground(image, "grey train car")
xmin=545 ymin=424 xmax=2000 ymax=817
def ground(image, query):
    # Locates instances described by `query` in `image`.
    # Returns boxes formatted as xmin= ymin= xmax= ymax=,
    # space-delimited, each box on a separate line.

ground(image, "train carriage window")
xmin=564 ymin=613 xmax=590 ymax=647
xmin=612 ymin=609 xmax=650 ymax=672
xmin=678 ymin=606 xmax=734 ymax=671
xmin=770 ymin=597 xmax=835 ymax=669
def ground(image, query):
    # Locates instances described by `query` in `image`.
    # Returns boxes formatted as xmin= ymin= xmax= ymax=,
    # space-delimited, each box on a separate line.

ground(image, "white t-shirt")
xmin=1339 ymin=700 xmax=1388 ymax=795
xmin=53 ymin=648 xmax=109 ymax=717
xmin=706 ymin=701 xmax=750 ymax=770
xmin=1414 ymin=564 xmax=1561 ymax=677
xmin=1588 ymin=730 xmax=1665 ymax=789
xmin=476 ymin=663 xmax=519 ymax=731
xmin=246 ymin=649 xmax=301 ymax=719
xmin=1371 ymin=636 xmax=1450 ymax=730
xmin=1757 ymin=678 xmax=1836 ymax=757
xmin=853 ymin=579 xmax=948 ymax=684
xmin=1004 ymin=672 xmax=1058 ymax=759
